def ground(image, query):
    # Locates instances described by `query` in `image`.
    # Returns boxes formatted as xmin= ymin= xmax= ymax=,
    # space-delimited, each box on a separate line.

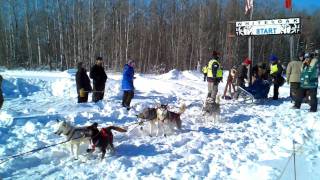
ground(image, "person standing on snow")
xmin=0 ymin=75 xmax=3 ymax=109
xmin=202 ymin=64 xmax=208 ymax=82
xmin=286 ymin=52 xmax=303 ymax=102
xmin=207 ymin=51 xmax=223 ymax=102
xmin=90 ymin=56 xmax=108 ymax=103
xmin=76 ymin=62 xmax=92 ymax=103
xmin=269 ymin=54 xmax=284 ymax=100
xmin=223 ymin=66 xmax=237 ymax=99
xmin=121 ymin=59 xmax=135 ymax=110
xmin=236 ymin=57 xmax=251 ymax=88
xmin=293 ymin=52 xmax=318 ymax=112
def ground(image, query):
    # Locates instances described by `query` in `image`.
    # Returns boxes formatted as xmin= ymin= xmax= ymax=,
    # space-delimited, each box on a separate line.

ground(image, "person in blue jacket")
xmin=121 ymin=59 xmax=135 ymax=110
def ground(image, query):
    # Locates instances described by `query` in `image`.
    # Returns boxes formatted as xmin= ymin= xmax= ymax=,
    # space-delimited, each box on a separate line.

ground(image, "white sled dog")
xmin=55 ymin=120 xmax=91 ymax=160
xmin=202 ymin=95 xmax=221 ymax=124
xmin=155 ymin=103 xmax=186 ymax=136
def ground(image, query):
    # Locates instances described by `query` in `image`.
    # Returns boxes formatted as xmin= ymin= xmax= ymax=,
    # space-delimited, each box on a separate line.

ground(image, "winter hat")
xmin=212 ymin=51 xmax=219 ymax=57
xmin=269 ymin=54 xmax=278 ymax=62
xmin=298 ymin=52 xmax=305 ymax=58
xmin=243 ymin=57 xmax=252 ymax=65
xmin=127 ymin=59 xmax=135 ymax=66
xmin=96 ymin=56 xmax=103 ymax=61
xmin=77 ymin=62 xmax=83 ymax=69
xmin=304 ymin=52 xmax=314 ymax=59
xmin=304 ymin=53 xmax=310 ymax=58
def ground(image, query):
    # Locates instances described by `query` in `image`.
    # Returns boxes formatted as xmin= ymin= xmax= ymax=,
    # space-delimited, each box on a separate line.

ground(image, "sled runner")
xmin=236 ymin=86 xmax=254 ymax=103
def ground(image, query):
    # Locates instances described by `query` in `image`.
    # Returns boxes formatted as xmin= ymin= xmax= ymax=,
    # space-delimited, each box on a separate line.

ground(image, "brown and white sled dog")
xmin=55 ymin=120 xmax=91 ymax=160
xmin=202 ymin=95 xmax=221 ymax=124
xmin=155 ymin=103 xmax=186 ymax=136
xmin=137 ymin=107 xmax=158 ymax=136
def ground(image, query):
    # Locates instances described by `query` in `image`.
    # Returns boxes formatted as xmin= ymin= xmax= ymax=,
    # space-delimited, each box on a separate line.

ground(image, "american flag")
xmin=285 ymin=0 xmax=292 ymax=9
xmin=245 ymin=0 xmax=253 ymax=14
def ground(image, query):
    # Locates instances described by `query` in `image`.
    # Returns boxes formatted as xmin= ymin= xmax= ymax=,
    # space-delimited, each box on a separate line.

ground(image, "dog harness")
xmin=90 ymin=128 xmax=113 ymax=151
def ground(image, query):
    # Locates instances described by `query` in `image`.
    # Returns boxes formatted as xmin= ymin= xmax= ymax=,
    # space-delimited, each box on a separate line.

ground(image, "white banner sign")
xmin=236 ymin=17 xmax=301 ymax=36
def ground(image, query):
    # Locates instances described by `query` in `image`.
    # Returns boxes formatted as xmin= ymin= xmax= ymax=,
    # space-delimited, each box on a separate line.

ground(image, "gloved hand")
xmin=79 ymin=88 xmax=85 ymax=97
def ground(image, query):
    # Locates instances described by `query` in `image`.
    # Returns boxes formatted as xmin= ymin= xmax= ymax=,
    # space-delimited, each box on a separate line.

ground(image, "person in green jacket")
xmin=293 ymin=52 xmax=319 ymax=112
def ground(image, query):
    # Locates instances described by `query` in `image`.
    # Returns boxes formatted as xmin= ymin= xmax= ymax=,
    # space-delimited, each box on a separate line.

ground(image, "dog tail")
xmin=112 ymin=126 xmax=127 ymax=133
xmin=178 ymin=103 xmax=186 ymax=114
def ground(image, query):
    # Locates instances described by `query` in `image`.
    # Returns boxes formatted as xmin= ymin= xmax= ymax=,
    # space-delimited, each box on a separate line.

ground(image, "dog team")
xmin=55 ymin=102 xmax=189 ymax=160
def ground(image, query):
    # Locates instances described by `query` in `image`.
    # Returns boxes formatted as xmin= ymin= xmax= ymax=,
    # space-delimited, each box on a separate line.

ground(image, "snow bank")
xmin=159 ymin=69 xmax=181 ymax=80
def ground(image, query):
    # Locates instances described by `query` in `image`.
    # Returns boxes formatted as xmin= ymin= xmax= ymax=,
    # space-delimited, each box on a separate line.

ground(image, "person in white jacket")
xmin=286 ymin=52 xmax=303 ymax=102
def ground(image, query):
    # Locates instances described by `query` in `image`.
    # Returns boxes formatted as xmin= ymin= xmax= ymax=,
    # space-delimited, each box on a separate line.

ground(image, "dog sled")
xmin=236 ymin=86 xmax=255 ymax=103
xmin=235 ymin=79 xmax=271 ymax=103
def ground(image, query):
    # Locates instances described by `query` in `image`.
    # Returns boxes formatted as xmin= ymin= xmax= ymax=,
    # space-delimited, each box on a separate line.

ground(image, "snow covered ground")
xmin=0 ymin=69 xmax=319 ymax=180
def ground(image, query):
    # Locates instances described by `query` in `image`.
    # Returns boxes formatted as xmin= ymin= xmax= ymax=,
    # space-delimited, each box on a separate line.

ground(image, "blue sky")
xmin=293 ymin=0 xmax=320 ymax=10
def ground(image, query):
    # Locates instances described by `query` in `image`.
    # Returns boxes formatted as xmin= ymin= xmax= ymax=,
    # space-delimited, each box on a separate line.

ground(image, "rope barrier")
xmin=0 ymin=136 xmax=83 ymax=165
xmin=277 ymin=118 xmax=318 ymax=180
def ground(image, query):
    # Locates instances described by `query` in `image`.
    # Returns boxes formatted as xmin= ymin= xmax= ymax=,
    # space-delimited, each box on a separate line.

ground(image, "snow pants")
xmin=208 ymin=82 xmax=219 ymax=101
xmin=294 ymin=88 xmax=318 ymax=112
xmin=122 ymin=90 xmax=134 ymax=108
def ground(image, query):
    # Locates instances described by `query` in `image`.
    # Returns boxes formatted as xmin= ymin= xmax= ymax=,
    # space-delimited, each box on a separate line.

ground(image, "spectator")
xmin=90 ymin=56 xmax=108 ymax=102
xmin=121 ymin=59 xmax=135 ymax=110
xmin=76 ymin=62 xmax=92 ymax=103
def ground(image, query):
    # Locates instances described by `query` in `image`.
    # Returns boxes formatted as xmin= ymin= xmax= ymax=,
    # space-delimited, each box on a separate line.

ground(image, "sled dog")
xmin=155 ymin=103 xmax=186 ymax=136
xmin=137 ymin=107 xmax=158 ymax=136
xmin=55 ymin=120 xmax=91 ymax=160
xmin=202 ymin=95 xmax=221 ymax=124
xmin=86 ymin=122 xmax=127 ymax=160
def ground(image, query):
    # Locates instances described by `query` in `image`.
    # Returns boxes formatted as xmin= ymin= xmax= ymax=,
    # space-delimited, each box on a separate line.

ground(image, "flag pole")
xmin=290 ymin=4 xmax=294 ymax=61
xmin=248 ymin=1 xmax=254 ymax=85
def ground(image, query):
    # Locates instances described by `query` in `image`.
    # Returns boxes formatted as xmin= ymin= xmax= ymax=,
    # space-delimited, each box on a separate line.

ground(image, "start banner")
xmin=236 ymin=17 xmax=300 ymax=36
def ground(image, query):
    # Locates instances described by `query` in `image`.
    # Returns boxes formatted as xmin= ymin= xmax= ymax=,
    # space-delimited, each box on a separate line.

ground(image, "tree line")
xmin=0 ymin=0 xmax=320 ymax=73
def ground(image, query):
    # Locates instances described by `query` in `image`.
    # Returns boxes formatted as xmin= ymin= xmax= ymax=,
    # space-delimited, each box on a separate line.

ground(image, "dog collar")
xmin=65 ymin=129 xmax=72 ymax=136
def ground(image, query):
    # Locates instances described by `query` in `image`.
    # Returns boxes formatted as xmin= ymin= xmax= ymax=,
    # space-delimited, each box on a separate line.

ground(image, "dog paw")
xmin=86 ymin=149 xmax=94 ymax=153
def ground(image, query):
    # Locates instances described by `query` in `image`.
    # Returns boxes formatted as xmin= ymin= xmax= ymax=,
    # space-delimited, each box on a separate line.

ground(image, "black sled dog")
xmin=86 ymin=123 xmax=127 ymax=160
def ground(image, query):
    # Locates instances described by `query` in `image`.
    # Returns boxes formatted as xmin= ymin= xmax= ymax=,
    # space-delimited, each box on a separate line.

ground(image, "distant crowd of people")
xmin=76 ymin=56 xmax=135 ymax=110
xmin=0 ymin=50 xmax=317 ymax=113
xmin=202 ymin=50 xmax=319 ymax=112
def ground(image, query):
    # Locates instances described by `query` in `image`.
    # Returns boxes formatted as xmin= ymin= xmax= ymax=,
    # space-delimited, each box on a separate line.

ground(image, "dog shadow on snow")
xmin=181 ymin=127 xmax=224 ymax=135
xmin=116 ymin=144 xmax=169 ymax=157
xmin=225 ymin=114 xmax=254 ymax=124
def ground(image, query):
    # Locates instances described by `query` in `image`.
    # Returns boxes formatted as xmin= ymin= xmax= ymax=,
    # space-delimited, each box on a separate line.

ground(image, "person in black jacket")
xmin=76 ymin=62 xmax=92 ymax=103
xmin=90 ymin=57 xmax=108 ymax=102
